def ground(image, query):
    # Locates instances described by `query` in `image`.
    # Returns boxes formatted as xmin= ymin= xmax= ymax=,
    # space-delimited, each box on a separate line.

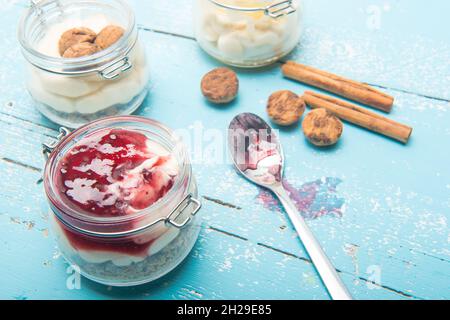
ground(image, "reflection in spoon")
xmin=228 ymin=113 xmax=282 ymax=186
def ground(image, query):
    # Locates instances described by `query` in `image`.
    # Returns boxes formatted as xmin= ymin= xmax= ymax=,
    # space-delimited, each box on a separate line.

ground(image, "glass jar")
xmin=194 ymin=0 xmax=302 ymax=68
xmin=18 ymin=0 xmax=150 ymax=128
xmin=42 ymin=116 xmax=202 ymax=286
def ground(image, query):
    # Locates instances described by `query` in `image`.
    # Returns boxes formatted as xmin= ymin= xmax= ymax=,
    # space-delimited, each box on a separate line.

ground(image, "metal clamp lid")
xmin=100 ymin=56 xmax=132 ymax=80
xmin=265 ymin=1 xmax=296 ymax=18
xmin=166 ymin=194 xmax=202 ymax=229
xmin=30 ymin=0 xmax=63 ymax=18
xmin=42 ymin=127 xmax=71 ymax=160
xmin=209 ymin=0 xmax=297 ymax=19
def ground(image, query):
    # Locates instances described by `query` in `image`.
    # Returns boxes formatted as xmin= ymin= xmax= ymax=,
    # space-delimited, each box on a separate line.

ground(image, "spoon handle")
xmin=273 ymin=186 xmax=353 ymax=300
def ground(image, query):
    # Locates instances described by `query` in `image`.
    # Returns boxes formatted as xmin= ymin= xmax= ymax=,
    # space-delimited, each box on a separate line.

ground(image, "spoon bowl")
xmin=228 ymin=113 xmax=284 ymax=188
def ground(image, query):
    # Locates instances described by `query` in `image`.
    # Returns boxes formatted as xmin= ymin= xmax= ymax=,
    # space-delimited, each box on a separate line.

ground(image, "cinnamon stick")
xmin=282 ymin=61 xmax=394 ymax=113
xmin=303 ymin=91 xmax=412 ymax=144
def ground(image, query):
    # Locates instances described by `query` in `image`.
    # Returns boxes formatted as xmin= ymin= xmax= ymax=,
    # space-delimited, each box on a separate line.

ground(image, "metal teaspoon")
xmin=228 ymin=113 xmax=352 ymax=300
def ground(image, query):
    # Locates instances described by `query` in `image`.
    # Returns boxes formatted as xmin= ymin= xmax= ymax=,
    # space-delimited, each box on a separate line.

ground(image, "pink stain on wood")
xmin=257 ymin=177 xmax=345 ymax=220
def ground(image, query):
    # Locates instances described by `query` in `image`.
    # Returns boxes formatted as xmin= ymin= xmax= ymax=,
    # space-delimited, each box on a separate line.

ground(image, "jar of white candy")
xmin=18 ymin=0 xmax=150 ymax=128
xmin=194 ymin=0 xmax=302 ymax=68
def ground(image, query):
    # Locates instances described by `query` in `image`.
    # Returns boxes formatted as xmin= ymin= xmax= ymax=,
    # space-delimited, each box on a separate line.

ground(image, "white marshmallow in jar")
xmin=18 ymin=0 xmax=150 ymax=128
xmin=194 ymin=0 xmax=302 ymax=68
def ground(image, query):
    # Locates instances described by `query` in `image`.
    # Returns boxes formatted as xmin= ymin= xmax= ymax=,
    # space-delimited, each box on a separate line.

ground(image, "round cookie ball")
xmin=63 ymin=42 xmax=101 ymax=58
xmin=59 ymin=27 xmax=97 ymax=56
xmin=201 ymin=67 xmax=239 ymax=104
xmin=267 ymin=90 xmax=306 ymax=126
xmin=95 ymin=25 xmax=125 ymax=50
xmin=302 ymin=108 xmax=344 ymax=147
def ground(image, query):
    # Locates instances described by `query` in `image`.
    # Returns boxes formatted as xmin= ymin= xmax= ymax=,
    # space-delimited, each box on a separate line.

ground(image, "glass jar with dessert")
xmin=18 ymin=0 xmax=150 ymax=128
xmin=194 ymin=0 xmax=302 ymax=68
xmin=42 ymin=116 xmax=202 ymax=286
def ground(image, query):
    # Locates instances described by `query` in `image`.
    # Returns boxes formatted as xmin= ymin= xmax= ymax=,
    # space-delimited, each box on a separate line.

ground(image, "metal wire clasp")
xmin=42 ymin=127 xmax=71 ymax=160
xmin=265 ymin=0 xmax=296 ymax=18
xmin=99 ymin=56 xmax=132 ymax=80
xmin=31 ymin=0 xmax=63 ymax=18
xmin=165 ymin=194 xmax=202 ymax=229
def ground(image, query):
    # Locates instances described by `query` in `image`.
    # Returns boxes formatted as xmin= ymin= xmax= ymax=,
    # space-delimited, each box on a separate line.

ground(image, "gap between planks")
xmin=207 ymin=226 xmax=422 ymax=300
xmin=0 ymin=111 xmax=59 ymax=138
xmin=1 ymin=157 xmax=41 ymax=173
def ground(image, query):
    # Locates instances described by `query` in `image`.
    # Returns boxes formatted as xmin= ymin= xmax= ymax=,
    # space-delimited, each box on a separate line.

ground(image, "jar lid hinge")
xmin=266 ymin=1 xmax=296 ymax=18
xmin=100 ymin=56 xmax=133 ymax=80
xmin=166 ymin=194 xmax=202 ymax=229
xmin=42 ymin=127 xmax=71 ymax=160
xmin=30 ymin=0 xmax=64 ymax=18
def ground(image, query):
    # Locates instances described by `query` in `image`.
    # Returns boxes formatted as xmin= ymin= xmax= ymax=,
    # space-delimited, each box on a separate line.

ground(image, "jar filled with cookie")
xmin=18 ymin=0 xmax=149 ymax=128
xmin=194 ymin=0 xmax=302 ymax=68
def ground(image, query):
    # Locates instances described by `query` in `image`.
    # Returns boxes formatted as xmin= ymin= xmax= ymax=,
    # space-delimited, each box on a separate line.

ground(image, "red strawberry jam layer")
xmin=61 ymin=228 xmax=157 ymax=257
xmin=55 ymin=128 xmax=179 ymax=258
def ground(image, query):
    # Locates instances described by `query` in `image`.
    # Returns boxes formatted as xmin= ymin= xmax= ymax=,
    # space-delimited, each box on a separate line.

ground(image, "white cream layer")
xmin=52 ymin=215 xmax=180 ymax=268
xmin=197 ymin=0 xmax=301 ymax=61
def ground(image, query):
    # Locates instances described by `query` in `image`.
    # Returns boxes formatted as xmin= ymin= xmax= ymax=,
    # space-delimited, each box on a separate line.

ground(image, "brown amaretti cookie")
xmin=201 ymin=67 xmax=239 ymax=104
xmin=303 ymin=108 xmax=343 ymax=147
xmin=267 ymin=90 xmax=306 ymax=126
xmin=59 ymin=27 xmax=97 ymax=56
xmin=63 ymin=42 xmax=101 ymax=58
xmin=95 ymin=25 xmax=125 ymax=50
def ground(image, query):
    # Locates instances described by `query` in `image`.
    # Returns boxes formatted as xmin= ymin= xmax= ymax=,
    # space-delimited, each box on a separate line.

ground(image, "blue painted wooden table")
xmin=0 ymin=0 xmax=449 ymax=300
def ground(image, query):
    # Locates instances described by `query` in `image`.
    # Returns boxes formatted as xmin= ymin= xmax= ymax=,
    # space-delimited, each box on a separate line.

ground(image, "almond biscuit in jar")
xmin=18 ymin=0 xmax=150 ymax=128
